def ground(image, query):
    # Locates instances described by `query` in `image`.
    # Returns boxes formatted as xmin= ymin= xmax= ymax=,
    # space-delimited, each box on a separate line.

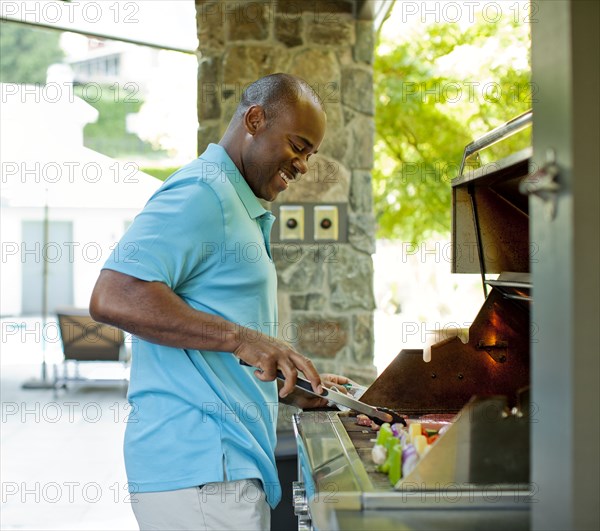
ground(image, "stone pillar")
xmin=196 ymin=0 xmax=377 ymax=383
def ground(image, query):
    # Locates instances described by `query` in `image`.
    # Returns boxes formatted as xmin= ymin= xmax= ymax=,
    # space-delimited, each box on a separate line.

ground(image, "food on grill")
xmin=367 ymin=420 xmax=440 ymax=486
xmin=371 ymin=442 xmax=387 ymax=465
xmin=413 ymin=434 xmax=428 ymax=456
xmin=401 ymin=442 xmax=418 ymax=478
xmin=388 ymin=443 xmax=403 ymax=485
xmin=356 ymin=414 xmax=372 ymax=426
xmin=356 ymin=413 xmax=384 ymax=430
xmin=408 ymin=422 xmax=422 ymax=440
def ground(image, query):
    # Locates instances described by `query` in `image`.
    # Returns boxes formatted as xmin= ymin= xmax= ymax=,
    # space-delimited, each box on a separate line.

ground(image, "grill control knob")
xmin=292 ymin=481 xmax=308 ymax=516
xmin=292 ymin=481 xmax=304 ymax=498
xmin=298 ymin=521 xmax=313 ymax=531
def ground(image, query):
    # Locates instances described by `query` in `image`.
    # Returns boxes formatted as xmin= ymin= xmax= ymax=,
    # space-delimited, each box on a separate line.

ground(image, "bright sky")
xmin=378 ymin=1 xmax=530 ymax=83
xmin=381 ymin=0 xmax=531 ymax=35
xmin=0 ymin=0 xmax=198 ymax=51
xmin=380 ymin=0 xmax=530 ymax=67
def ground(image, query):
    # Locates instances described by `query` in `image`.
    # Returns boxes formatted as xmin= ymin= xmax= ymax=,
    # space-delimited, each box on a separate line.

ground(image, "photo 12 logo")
xmin=1 ymin=82 xmax=140 ymax=105
xmin=1 ymin=481 xmax=139 ymax=504
xmin=1 ymin=241 xmax=139 ymax=266
xmin=1 ymin=161 xmax=140 ymax=185
xmin=0 ymin=1 xmax=140 ymax=25
xmin=1 ymin=400 xmax=138 ymax=424
xmin=396 ymin=2 xmax=539 ymax=24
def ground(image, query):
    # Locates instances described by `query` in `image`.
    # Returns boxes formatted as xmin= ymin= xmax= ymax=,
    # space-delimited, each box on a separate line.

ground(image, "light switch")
xmin=279 ymin=205 xmax=305 ymax=240
xmin=314 ymin=205 xmax=339 ymax=240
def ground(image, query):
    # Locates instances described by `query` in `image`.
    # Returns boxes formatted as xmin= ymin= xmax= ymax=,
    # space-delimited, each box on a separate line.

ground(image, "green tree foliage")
xmin=140 ymin=167 xmax=179 ymax=181
xmin=75 ymin=84 xmax=158 ymax=158
xmin=0 ymin=22 xmax=64 ymax=84
xmin=374 ymin=12 xmax=531 ymax=242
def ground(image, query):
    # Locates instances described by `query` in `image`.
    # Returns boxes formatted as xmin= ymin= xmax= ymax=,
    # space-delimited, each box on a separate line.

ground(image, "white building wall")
xmin=70 ymin=208 xmax=138 ymax=309
xmin=1 ymin=82 xmax=160 ymax=317
xmin=1 ymin=205 xmax=142 ymax=316
xmin=0 ymin=209 xmax=24 ymax=316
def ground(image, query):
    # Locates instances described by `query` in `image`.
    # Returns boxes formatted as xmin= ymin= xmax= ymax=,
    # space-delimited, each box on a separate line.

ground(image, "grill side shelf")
xmin=293 ymin=411 xmax=370 ymax=511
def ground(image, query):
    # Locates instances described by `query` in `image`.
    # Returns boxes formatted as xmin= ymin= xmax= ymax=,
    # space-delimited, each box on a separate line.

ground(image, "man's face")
xmin=240 ymin=95 xmax=327 ymax=202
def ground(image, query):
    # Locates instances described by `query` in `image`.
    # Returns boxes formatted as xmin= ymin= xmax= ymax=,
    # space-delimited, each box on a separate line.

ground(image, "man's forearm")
xmin=90 ymin=269 xmax=323 ymax=397
xmin=89 ymin=269 xmax=244 ymax=352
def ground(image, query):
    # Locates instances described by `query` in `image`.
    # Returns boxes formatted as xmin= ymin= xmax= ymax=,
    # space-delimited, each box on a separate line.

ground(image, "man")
xmin=90 ymin=73 xmax=346 ymax=530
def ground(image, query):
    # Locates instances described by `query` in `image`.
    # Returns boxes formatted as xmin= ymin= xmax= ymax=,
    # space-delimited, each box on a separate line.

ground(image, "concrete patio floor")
xmin=1 ymin=317 xmax=137 ymax=530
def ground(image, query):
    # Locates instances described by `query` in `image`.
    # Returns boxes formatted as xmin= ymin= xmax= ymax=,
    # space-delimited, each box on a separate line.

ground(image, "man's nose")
xmin=293 ymin=157 xmax=308 ymax=175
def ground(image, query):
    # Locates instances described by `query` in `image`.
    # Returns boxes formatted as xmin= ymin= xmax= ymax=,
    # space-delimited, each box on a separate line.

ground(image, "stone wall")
xmin=195 ymin=0 xmax=377 ymax=383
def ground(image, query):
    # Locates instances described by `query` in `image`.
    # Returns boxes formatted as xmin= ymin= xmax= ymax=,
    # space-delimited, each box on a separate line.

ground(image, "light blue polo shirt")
xmin=102 ymin=144 xmax=281 ymax=507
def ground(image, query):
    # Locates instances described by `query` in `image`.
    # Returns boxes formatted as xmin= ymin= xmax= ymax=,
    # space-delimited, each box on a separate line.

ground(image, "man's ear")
xmin=244 ymin=105 xmax=266 ymax=136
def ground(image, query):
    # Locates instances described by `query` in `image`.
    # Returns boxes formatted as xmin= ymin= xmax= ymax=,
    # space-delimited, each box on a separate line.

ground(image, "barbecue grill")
xmin=291 ymin=112 xmax=534 ymax=530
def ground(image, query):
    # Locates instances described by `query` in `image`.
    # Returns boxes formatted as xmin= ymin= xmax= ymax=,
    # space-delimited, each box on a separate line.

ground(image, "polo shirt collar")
xmin=203 ymin=143 xmax=269 ymax=220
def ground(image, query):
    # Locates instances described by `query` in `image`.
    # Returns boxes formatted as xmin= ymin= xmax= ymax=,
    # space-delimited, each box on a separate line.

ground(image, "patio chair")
xmin=54 ymin=307 xmax=129 ymax=392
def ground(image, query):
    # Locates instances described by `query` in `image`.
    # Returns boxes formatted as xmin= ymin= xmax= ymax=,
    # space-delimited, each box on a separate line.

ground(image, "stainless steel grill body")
xmin=292 ymin=411 xmax=532 ymax=530
xmin=290 ymin=116 xmax=534 ymax=530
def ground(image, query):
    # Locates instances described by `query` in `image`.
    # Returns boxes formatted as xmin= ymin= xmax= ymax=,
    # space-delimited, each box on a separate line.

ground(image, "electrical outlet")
xmin=279 ymin=205 xmax=305 ymax=240
xmin=314 ymin=205 xmax=339 ymax=240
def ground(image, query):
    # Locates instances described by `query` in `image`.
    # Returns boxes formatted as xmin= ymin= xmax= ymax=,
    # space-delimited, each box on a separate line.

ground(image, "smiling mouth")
xmin=279 ymin=170 xmax=294 ymax=186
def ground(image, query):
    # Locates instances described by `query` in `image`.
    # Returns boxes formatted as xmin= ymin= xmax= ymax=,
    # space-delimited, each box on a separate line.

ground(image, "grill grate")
xmin=339 ymin=415 xmax=395 ymax=490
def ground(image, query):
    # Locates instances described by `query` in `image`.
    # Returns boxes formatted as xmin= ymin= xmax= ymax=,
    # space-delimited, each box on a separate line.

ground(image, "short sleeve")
xmin=103 ymin=178 xmax=225 ymax=291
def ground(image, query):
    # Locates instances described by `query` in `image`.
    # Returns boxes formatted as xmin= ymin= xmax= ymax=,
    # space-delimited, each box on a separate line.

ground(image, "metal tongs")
xmin=277 ymin=370 xmax=406 ymax=426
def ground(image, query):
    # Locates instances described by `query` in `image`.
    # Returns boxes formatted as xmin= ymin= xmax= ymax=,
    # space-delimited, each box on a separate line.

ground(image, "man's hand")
xmin=233 ymin=337 xmax=323 ymax=398
xmin=321 ymin=373 xmax=352 ymax=392
xmin=278 ymin=373 xmax=356 ymax=409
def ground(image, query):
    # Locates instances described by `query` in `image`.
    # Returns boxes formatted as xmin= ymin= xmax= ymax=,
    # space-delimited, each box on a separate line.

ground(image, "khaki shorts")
xmin=130 ymin=478 xmax=270 ymax=531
